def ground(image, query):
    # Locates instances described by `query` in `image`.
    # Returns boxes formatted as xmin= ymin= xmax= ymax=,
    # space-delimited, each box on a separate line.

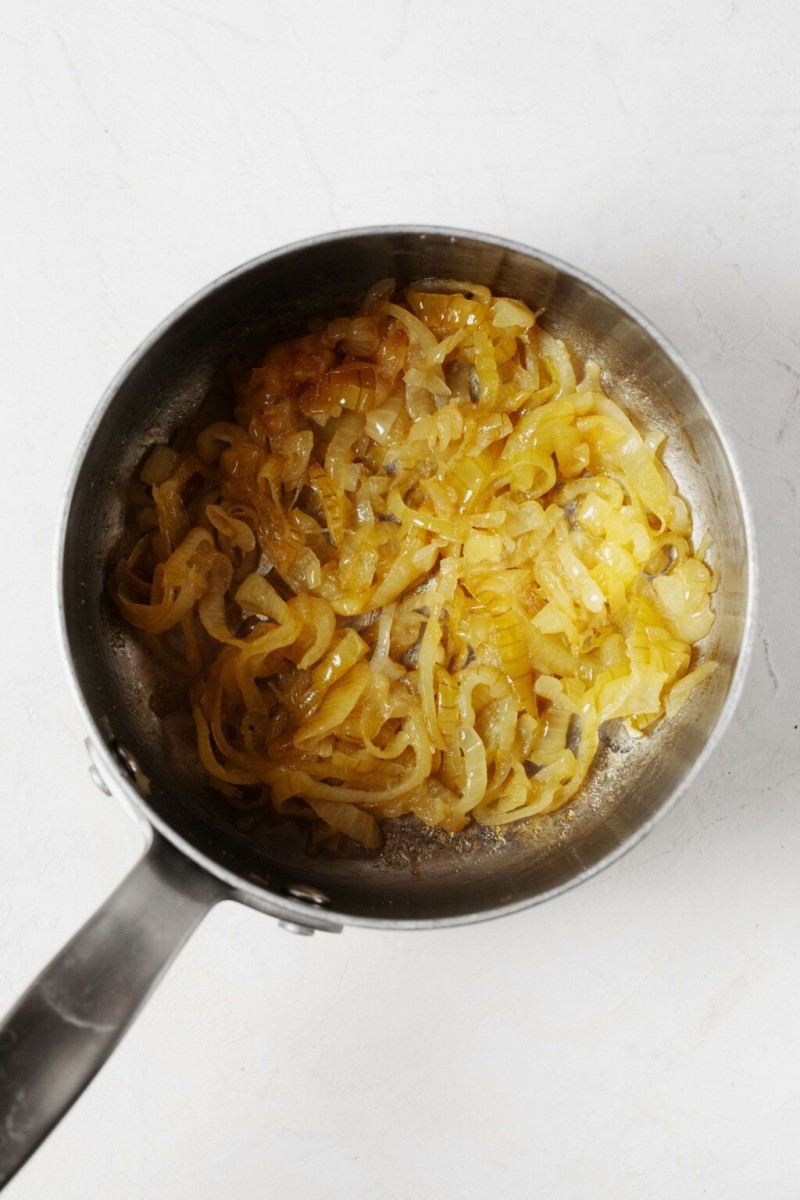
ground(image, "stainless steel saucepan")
xmin=0 ymin=228 xmax=755 ymax=1186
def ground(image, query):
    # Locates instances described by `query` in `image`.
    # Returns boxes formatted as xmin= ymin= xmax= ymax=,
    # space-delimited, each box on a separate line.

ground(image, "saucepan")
xmin=0 ymin=227 xmax=755 ymax=1186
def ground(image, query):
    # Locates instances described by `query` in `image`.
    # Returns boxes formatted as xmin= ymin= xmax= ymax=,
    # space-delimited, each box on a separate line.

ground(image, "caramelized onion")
xmin=112 ymin=280 xmax=717 ymax=848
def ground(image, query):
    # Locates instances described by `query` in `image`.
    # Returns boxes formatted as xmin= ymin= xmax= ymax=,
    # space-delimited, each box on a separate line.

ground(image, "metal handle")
xmin=0 ymin=833 xmax=226 ymax=1187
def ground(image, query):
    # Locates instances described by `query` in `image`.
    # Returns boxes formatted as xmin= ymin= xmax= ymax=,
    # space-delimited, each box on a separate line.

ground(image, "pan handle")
xmin=0 ymin=832 xmax=226 ymax=1187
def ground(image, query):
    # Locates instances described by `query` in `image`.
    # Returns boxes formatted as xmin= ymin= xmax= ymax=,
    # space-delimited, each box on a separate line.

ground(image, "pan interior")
xmin=62 ymin=230 xmax=750 ymax=923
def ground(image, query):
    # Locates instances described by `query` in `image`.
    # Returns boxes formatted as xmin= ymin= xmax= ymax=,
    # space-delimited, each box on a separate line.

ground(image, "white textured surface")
xmin=1 ymin=1 xmax=799 ymax=1196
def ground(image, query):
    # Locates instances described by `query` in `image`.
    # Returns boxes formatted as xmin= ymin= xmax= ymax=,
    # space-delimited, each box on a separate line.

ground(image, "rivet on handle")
xmin=286 ymin=884 xmax=331 ymax=906
xmin=278 ymin=920 xmax=315 ymax=937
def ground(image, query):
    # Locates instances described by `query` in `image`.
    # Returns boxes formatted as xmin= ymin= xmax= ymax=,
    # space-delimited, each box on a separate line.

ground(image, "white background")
xmin=1 ymin=1 xmax=799 ymax=1196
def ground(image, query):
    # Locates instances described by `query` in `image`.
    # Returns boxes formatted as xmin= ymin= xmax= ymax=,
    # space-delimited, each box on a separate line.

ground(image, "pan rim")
xmin=56 ymin=224 xmax=759 ymax=930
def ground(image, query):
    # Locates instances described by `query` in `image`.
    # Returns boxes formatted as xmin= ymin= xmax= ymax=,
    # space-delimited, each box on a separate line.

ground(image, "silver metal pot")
xmin=0 ymin=228 xmax=755 ymax=1185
